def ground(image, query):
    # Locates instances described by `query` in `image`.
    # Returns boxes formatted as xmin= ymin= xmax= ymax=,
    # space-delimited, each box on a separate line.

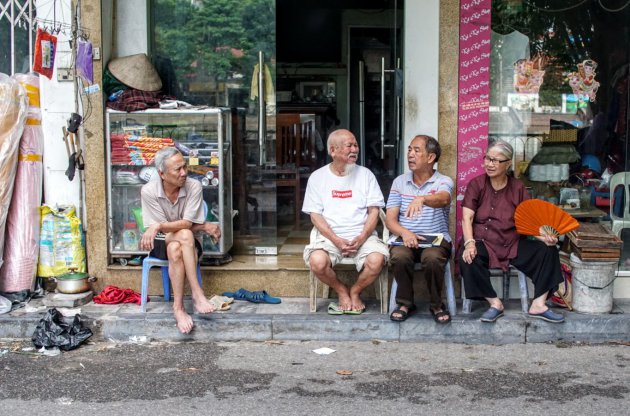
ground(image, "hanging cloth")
xmin=249 ymin=63 xmax=276 ymax=104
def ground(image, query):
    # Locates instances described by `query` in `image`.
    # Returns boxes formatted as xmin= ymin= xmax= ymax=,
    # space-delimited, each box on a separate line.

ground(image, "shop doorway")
xmin=150 ymin=0 xmax=404 ymax=256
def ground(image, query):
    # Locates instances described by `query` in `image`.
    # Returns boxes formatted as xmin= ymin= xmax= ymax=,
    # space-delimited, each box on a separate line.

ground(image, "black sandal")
xmin=430 ymin=305 xmax=451 ymax=324
xmin=390 ymin=304 xmax=416 ymax=322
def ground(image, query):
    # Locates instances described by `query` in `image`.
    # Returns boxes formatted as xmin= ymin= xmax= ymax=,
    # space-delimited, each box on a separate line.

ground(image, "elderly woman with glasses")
xmin=458 ymin=139 xmax=565 ymax=323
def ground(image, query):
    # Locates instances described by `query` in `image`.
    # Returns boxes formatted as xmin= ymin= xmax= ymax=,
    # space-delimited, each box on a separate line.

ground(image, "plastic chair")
xmin=609 ymin=172 xmax=630 ymax=237
xmin=140 ymin=201 xmax=207 ymax=312
xmin=388 ymin=261 xmax=457 ymax=317
xmin=461 ymin=266 xmax=529 ymax=314
xmin=308 ymin=209 xmax=389 ymax=314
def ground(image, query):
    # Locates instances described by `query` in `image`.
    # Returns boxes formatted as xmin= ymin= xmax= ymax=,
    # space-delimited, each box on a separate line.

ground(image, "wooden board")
xmin=567 ymin=222 xmax=622 ymax=248
xmin=571 ymin=244 xmax=620 ymax=261
xmin=568 ymin=223 xmax=618 ymax=239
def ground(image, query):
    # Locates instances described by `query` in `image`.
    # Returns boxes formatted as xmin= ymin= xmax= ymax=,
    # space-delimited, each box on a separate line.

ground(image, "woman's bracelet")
xmin=464 ymin=238 xmax=476 ymax=248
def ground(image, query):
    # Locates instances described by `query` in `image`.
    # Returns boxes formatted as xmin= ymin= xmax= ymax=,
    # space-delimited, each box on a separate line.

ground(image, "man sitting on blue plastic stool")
xmin=140 ymin=147 xmax=221 ymax=333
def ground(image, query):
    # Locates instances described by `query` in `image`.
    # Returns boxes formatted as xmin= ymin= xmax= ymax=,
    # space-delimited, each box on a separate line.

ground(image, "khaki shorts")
xmin=303 ymin=232 xmax=390 ymax=272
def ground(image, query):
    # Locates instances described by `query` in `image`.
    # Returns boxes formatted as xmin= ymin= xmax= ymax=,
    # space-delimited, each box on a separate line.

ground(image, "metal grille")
xmin=0 ymin=0 xmax=33 ymax=74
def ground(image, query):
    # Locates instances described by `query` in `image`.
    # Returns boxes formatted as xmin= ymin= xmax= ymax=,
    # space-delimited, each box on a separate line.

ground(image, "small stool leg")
xmin=517 ymin=270 xmax=529 ymax=314
xmin=461 ymin=275 xmax=472 ymax=314
xmin=502 ymin=270 xmax=510 ymax=302
xmin=444 ymin=262 xmax=457 ymax=316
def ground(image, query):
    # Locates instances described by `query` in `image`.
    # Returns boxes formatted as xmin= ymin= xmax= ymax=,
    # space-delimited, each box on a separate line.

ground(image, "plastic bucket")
xmin=569 ymin=254 xmax=617 ymax=314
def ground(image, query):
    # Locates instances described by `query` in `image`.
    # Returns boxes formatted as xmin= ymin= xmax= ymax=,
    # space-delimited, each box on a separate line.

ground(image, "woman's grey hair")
xmin=154 ymin=147 xmax=181 ymax=172
xmin=487 ymin=139 xmax=513 ymax=160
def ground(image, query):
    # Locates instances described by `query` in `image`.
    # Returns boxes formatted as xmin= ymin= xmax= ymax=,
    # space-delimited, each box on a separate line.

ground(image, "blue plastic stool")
xmin=140 ymin=256 xmax=202 ymax=312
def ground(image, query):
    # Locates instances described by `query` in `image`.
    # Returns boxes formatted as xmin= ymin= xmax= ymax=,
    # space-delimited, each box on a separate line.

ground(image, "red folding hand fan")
xmin=514 ymin=199 xmax=580 ymax=237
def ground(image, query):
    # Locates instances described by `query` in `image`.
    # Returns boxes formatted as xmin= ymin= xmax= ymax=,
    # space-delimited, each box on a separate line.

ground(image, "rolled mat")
xmin=0 ymin=74 xmax=28 ymax=272
xmin=0 ymin=73 xmax=43 ymax=293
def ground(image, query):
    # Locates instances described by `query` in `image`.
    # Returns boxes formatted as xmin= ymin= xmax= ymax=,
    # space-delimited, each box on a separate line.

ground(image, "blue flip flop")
xmin=246 ymin=290 xmax=282 ymax=304
xmin=529 ymin=309 xmax=564 ymax=323
xmin=222 ymin=288 xmax=252 ymax=301
xmin=222 ymin=288 xmax=282 ymax=304
xmin=480 ymin=307 xmax=504 ymax=323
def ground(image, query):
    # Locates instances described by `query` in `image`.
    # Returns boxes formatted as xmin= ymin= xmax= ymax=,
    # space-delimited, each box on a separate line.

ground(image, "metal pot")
xmin=51 ymin=268 xmax=97 ymax=294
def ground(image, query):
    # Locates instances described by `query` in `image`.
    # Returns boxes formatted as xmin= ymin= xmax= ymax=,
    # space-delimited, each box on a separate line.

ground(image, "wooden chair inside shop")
xmin=275 ymin=113 xmax=317 ymax=227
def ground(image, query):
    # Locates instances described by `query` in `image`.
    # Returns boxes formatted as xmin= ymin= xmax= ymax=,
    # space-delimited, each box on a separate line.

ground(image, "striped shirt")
xmin=386 ymin=171 xmax=453 ymax=242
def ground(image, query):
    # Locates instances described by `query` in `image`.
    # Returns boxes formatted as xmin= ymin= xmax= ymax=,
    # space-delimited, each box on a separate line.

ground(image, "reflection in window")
xmin=489 ymin=0 xmax=630 ymax=269
xmin=150 ymin=0 xmax=275 ymax=107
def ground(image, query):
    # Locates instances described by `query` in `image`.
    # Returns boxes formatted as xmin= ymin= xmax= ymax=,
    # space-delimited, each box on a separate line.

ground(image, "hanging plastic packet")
xmin=76 ymin=39 xmax=93 ymax=83
xmin=32 ymin=28 xmax=57 ymax=79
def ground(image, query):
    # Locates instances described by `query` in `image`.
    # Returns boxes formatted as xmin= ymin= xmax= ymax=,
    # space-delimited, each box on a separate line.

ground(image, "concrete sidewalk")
xmin=1 ymin=296 xmax=629 ymax=344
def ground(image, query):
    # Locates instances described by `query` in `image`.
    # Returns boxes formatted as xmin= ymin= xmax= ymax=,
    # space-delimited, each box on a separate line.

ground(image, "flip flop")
xmin=222 ymin=288 xmax=252 ymax=301
xmin=211 ymin=295 xmax=234 ymax=305
xmin=344 ymin=307 xmax=365 ymax=315
xmin=327 ymin=302 xmax=344 ymax=315
xmin=528 ymin=309 xmax=564 ymax=323
xmin=246 ymin=290 xmax=282 ymax=304
xmin=480 ymin=307 xmax=504 ymax=323
xmin=209 ymin=295 xmax=231 ymax=311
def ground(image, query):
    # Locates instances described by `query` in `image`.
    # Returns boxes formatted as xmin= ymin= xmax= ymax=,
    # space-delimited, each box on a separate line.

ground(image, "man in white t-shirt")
xmin=302 ymin=129 xmax=389 ymax=314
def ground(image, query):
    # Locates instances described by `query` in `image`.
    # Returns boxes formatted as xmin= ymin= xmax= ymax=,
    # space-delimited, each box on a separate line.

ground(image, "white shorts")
xmin=303 ymin=232 xmax=390 ymax=272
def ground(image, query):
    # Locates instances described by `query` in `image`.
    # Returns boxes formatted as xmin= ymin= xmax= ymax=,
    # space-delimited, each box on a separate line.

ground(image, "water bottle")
xmin=122 ymin=222 xmax=139 ymax=251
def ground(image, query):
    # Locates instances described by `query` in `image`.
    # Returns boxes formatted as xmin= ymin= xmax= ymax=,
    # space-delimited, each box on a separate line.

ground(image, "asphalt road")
xmin=1 ymin=339 xmax=629 ymax=415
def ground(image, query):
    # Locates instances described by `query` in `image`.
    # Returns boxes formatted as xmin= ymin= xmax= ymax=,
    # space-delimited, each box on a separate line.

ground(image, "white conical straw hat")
xmin=107 ymin=53 xmax=162 ymax=92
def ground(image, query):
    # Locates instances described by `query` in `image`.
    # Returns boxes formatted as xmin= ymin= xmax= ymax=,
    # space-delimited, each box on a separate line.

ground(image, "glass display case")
xmin=106 ymin=108 xmax=233 ymax=265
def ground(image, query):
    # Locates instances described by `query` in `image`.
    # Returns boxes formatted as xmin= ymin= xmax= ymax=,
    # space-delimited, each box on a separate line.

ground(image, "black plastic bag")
xmin=32 ymin=308 xmax=92 ymax=351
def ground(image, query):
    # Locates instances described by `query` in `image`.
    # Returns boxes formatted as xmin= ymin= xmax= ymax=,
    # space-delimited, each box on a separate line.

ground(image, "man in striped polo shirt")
xmin=385 ymin=135 xmax=453 ymax=323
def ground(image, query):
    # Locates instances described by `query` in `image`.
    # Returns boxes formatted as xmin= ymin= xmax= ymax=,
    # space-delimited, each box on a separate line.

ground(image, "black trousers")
xmin=459 ymin=239 xmax=563 ymax=301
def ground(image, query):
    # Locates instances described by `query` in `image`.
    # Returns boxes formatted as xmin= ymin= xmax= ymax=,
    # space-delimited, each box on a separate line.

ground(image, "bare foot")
xmin=174 ymin=309 xmax=194 ymax=334
xmin=193 ymin=296 xmax=216 ymax=314
xmin=349 ymin=293 xmax=365 ymax=312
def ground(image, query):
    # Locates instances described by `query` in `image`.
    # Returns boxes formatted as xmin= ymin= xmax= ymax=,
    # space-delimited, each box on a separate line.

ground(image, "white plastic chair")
xmin=308 ymin=209 xmax=389 ymax=314
xmin=388 ymin=261 xmax=457 ymax=317
xmin=140 ymin=201 xmax=207 ymax=312
xmin=609 ymin=172 xmax=630 ymax=237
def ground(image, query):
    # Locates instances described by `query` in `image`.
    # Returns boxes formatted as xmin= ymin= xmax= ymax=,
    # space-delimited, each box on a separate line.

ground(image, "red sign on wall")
xmin=456 ymin=0 xmax=492 ymax=246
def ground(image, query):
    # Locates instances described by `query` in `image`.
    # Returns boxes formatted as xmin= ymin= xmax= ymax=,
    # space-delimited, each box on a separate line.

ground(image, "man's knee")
xmin=309 ymin=250 xmax=332 ymax=274
xmin=173 ymin=229 xmax=195 ymax=247
xmin=389 ymin=246 xmax=413 ymax=266
xmin=363 ymin=252 xmax=385 ymax=273
xmin=166 ymin=241 xmax=183 ymax=261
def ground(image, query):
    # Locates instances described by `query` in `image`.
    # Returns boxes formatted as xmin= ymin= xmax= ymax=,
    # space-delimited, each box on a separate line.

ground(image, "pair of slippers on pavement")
xmin=389 ymin=304 xmax=451 ymax=324
xmin=222 ymin=288 xmax=282 ymax=304
xmin=480 ymin=307 xmax=564 ymax=323
xmin=327 ymin=302 xmax=365 ymax=315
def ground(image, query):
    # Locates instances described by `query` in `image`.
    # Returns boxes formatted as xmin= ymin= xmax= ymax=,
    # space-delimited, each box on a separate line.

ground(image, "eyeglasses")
xmin=483 ymin=156 xmax=510 ymax=165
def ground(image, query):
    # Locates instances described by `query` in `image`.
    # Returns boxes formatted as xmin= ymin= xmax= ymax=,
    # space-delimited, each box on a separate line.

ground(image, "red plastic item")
xmin=32 ymin=29 xmax=57 ymax=79
xmin=93 ymin=285 xmax=143 ymax=305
